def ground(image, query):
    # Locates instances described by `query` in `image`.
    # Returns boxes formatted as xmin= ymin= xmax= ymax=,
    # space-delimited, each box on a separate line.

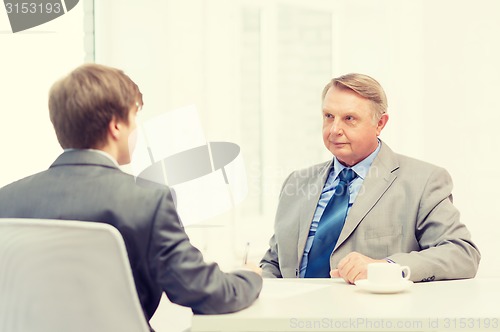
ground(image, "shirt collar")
xmin=332 ymin=140 xmax=381 ymax=180
xmin=64 ymin=148 xmax=120 ymax=168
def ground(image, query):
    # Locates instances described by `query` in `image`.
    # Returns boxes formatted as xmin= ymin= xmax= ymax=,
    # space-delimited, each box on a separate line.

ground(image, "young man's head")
xmin=49 ymin=64 xmax=143 ymax=164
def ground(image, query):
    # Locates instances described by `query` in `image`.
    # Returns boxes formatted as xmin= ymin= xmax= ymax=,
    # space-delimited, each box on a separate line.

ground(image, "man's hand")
xmin=330 ymin=252 xmax=387 ymax=284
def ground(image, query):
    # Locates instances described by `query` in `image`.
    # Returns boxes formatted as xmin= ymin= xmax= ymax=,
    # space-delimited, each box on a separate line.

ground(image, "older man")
xmin=260 ymin=73 xmax=480 ymax=283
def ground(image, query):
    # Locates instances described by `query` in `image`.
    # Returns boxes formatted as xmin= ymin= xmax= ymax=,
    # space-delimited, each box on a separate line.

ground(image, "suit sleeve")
xmin=259 ymin=172 xmax=296 ymax=278
xmin=147 ymin=189 xmax=262 ymax=314
xmin=387 ymin=167 xmax=481 ymax=281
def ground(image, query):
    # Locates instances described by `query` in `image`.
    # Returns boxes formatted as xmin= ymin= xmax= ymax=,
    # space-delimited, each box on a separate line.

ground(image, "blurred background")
xmin=1 ymin=0 xmax=499 ymax=281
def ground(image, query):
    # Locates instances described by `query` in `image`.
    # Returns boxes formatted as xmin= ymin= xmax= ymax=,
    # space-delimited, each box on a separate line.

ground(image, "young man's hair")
xmin=49 ymin=63 xmax=143 ymax=149
xmin=322 ymin=73 xmax=388 ymax=122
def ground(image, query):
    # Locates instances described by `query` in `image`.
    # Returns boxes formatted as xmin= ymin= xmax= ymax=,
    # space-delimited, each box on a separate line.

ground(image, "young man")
xmin=0 ymin=64 xmax=262 ymax=325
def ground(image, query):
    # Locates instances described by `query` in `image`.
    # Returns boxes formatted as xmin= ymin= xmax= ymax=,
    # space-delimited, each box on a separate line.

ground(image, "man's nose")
xmin=329 ymin=120 xmax=343 ymax=136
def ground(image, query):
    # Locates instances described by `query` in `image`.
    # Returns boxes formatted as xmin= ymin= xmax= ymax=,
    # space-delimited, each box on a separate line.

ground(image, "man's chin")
xmin=329 ymin=145 xmax=349 ymax=154
xmin=330 ymin=151 xmax=355 ymax=167
xmin=118 ymin=156 xmax=131 ymax=166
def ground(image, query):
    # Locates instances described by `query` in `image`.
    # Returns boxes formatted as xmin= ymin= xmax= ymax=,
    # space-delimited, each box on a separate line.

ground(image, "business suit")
xmin=260 ymin=141 xmax=480 ymax=282
xmin=0 ymin=150 xmax=262 ymax=323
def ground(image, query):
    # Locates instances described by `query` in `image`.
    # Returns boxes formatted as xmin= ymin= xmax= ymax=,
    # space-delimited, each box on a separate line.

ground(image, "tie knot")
xmin=339 ymin=168 xmax=356 ymax=184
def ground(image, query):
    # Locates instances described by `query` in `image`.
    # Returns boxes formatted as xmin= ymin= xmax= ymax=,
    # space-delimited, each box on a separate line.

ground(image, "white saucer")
xmin=355 ymin=279 xmax=413 ymax=294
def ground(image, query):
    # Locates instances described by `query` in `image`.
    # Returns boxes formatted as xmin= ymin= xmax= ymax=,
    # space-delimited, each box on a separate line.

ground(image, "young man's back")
xmin=0 ymin=150 xmax=262 ymax=320
xmin=0 ymin=64 xmax=262 ymax=328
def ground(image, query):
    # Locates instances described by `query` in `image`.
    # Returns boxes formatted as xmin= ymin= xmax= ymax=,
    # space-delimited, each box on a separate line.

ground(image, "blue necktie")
xmin=305 ymin=168 xmax=357 ymax=278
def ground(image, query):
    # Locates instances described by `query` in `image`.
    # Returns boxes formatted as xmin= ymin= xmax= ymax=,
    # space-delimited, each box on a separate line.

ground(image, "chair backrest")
xmin=0 ymin=218 xmax=150 ymax=332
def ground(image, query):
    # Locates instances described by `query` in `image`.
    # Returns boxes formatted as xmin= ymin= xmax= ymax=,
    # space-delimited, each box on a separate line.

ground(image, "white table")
xmin=190 ymin=278 xmax=500 ymax=331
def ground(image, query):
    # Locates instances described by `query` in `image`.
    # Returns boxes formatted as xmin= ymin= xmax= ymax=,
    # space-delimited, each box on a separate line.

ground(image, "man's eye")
xmin=346 ymin=116 xmax=354 ymax=121
xmin=324 ymin=113 xmax=333 ymax=119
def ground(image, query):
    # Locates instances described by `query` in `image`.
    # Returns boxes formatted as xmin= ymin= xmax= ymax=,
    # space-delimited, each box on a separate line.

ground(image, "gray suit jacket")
xmin=260 ymin=142 xmax=480 ymax=282
xmin=0 ymin=150 xmax=262 ymax=324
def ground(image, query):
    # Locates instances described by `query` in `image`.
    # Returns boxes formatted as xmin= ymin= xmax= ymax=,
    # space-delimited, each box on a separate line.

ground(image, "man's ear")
xmin=376 ymin=113 xmax=389 ymax=136
xmin=108 ymin=116 xmax=121 ymax=140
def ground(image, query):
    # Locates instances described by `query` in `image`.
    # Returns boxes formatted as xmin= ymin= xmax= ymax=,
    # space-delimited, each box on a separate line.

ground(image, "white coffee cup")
xmin=367 ymin=263 xmax=411 ymax=284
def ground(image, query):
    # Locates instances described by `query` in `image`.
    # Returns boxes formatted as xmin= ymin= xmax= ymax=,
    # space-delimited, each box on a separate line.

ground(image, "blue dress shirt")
xmin=299 ymin=142 xmax=381 ymax=277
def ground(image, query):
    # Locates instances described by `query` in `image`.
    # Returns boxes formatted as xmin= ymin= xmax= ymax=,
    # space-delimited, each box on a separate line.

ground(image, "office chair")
xmin=0 ymin=218 xmax=150 ymax=332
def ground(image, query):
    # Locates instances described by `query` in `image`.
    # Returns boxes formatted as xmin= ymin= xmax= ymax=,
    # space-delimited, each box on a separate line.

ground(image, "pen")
xmin=243 ymin=242 xmax=250 ymax=265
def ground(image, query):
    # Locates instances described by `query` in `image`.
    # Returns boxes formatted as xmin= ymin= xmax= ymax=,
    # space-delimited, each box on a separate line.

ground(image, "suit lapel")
xmin=334 ymin=142 xmax=400 ymax=251
xmin=297 ymin=161 xmax=331 ymax=263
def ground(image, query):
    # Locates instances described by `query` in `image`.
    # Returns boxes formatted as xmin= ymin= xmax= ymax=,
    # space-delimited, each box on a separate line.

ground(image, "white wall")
xmin=0 ymin=3 xmax=85 ymax=187
xmin=2 ymin=0 xmax=499 ymax=278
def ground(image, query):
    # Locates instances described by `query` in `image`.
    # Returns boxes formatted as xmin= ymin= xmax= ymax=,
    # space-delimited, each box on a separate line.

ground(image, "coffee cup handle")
xmin=401 ymin=266 xmax=411 ymax=280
